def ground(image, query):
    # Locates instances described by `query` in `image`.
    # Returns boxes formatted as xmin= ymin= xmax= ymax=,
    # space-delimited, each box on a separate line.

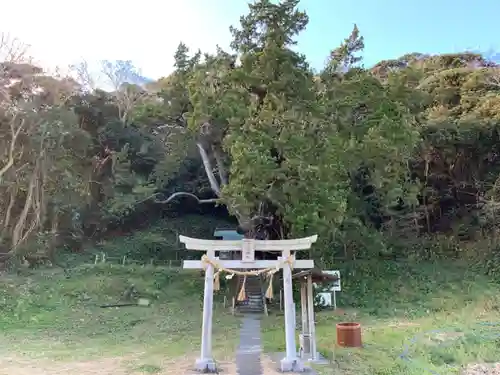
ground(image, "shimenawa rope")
xmin=200 ymin=254 xmax=294 ymax=300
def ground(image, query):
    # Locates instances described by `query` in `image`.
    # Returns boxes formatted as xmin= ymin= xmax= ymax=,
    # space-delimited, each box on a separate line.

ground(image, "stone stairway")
xmin=235 ymin=275 xmax=265 ymax=314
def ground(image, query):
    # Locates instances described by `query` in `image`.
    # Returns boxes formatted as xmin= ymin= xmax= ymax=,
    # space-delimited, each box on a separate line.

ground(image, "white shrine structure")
xmin=180 ymin=234 xmax=318 ymax=372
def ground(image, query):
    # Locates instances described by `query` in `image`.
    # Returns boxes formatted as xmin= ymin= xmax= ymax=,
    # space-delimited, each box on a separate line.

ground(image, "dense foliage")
xmin=2 ymin=0 xmax=500 ymax=269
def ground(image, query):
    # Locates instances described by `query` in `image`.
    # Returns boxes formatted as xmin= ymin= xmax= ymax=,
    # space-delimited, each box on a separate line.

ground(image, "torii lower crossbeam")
xmin=183 ymin=259 xmax=314 ymax=269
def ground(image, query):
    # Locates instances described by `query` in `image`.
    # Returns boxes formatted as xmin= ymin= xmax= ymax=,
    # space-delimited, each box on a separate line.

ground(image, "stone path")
xmin=236 ymin=314 xmax=263 ymax=375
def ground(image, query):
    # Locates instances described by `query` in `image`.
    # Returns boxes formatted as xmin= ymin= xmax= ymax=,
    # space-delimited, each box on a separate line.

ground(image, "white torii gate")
xmin=180 ymin=234 xmax=318 ymax=373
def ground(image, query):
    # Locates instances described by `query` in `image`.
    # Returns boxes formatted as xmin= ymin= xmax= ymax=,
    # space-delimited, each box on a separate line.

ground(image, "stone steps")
xmin=235 ymin=275 xmax=265 ymax=314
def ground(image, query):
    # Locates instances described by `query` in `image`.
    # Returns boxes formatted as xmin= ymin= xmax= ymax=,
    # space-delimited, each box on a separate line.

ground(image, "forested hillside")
xmin=2 ymin=0 xmax=500 ymax=272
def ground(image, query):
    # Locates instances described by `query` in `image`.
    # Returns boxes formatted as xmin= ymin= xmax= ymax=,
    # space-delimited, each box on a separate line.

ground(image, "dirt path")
xmin=0 ymin=355 xmax=238 ymax=375
xmin=0 ymin=356 xmax=127 ymax=375
xmin=0 ymin=356 xmax=286 ymax=375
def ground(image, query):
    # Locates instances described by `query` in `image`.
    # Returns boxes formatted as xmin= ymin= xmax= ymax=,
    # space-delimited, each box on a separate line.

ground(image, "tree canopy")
xmin=2 ymin=0 xmax=500 ymax=268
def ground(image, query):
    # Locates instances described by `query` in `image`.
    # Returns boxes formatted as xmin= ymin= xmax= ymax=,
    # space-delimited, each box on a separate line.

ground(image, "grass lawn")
xmin=1 ymin=260 xmax=500 ymax=374
xmin=0 ymin=264 xmax=240 ymax=374
xmin=262 ymin=261 xmax=500 ymax=375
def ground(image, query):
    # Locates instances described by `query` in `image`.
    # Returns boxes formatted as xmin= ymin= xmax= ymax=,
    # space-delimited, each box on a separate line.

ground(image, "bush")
xmin=88 ymin=214 xmax=234 ymax=261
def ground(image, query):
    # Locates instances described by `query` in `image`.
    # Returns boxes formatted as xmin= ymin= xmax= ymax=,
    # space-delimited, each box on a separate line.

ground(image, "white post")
xmin=195 ymin=250 xmax=216 ymax=372
xmin=307 ymin=274 xmax=317 ymax=361
xmin=280 ymin=250 xmax=303 ymax=372
xmin=300 ymin=281 xmax=309 ymax=360
xmin=300 ymin=282 xmax=308 ymax=335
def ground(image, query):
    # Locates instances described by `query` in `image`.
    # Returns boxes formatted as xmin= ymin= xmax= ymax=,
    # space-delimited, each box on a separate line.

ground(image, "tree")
xmin=147 ymin=2 xmax=418 ymax=250
xmin=72 ymin=59 xmax=152 ymax=125
xmin=322 ymin=24 xmax=364 ymax=78
xmin=159 ymin=0 xmax=351 ymax=241
xmin=4 ymin=2 xmax=500 ymax=266
xmin=0 ymin=37 xmax=91 ymax=261
xmin=316 ymin=25 xmax=421 ymax=258
xmin=101 ymin=60 xmax=153 ymax=125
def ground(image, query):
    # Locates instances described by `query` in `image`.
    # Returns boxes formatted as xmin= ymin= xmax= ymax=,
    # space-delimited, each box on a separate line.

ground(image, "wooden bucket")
xmin=336 ymin=322 xmax=362 ymax=348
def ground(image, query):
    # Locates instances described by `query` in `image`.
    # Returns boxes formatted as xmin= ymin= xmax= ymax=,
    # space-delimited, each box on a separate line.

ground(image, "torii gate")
xmin=180 ymin=234 xmax=318 ymax=373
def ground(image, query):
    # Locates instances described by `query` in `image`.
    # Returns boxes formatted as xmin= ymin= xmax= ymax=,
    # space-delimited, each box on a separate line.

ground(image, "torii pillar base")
xmin=195 ymin=358 xmax=217 ymax=373
xmin=280 ymin=357 xmax=305 ymax=372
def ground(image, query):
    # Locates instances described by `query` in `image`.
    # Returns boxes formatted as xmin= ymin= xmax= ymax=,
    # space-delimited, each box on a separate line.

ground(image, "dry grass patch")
xmin=0 ymin=354 xmax=239 ymax=375
xmin=0 ymin=355 xmax=129 ymax=375
xmin=131 ymin=352 xmax=237 ymax=375
xmin=260 ymin=356 xmax=281 ymax=374
xmin=462 ymin=363 xmax=500 ymax=375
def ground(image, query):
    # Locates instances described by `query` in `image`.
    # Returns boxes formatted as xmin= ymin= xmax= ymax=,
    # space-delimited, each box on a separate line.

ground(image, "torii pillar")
xmin=180 ymin=234 xmax=318 ymax=373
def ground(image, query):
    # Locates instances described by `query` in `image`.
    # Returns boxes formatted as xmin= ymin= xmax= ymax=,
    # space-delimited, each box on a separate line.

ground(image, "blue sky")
xmin=297 ymin=0 xmax=499 ymax=69
xmin=3 ymin=0 xmax=498 ymax=79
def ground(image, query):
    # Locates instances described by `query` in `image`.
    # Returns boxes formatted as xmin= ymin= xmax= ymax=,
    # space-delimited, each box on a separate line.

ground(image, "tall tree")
xmin=0 ymin=36 xmax=91 ymax=261
xmin=178 ymin=0 xmax=349 ymax=240
xmin=318 ymin=25 xmax=421 ymax=258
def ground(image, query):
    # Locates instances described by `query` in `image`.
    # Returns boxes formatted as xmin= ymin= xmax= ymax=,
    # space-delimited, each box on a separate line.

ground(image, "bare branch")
xmin=10 ymin=164 xmax=38 ymax=250
xmin=213 ymin=144 xmax=228 ymax=185
xmin=101 ymin=60 xmax=149 ymax=124
xmin=154 ymin=192 xmax=218 ymax=204
xmin=0 ymin=33 xmax=29 ymax=63
xmin=116 ymin=86 xmax=148 ymax=124
xmin=130 ymin=191 xmax=218 ymax=207
xmin=197 ymin=141 xmax=221 ymax=196
xmin=0 ymin=117 xmax=24 ymax=179
xmin=70 ymin=60 xmax=96 ymax=92
xmin=0 ymin=33 xmax=31 ymax=104
xmin=2 ymin=185 xmax=16 ymax=232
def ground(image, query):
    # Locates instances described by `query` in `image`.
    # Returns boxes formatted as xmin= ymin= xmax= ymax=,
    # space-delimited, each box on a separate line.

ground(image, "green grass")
xmin=81 ymin=215 xmax=235 ymax=262
xmin=0 ymin=264 xmax=239 ymax=365
xmin=134 ymin=364 xmax=162 ymax=373
xmin=2 ymin=258 xmax=500 ymax=374
xmin=262 ymin=261 xmax=500 ymax=375
xmin=56 ymin=215 xmax=236 ymax=269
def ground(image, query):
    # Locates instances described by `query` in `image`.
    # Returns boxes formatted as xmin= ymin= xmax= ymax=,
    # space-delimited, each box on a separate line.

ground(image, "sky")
xmin=2 ymin=0 xmax=499 ymax=80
